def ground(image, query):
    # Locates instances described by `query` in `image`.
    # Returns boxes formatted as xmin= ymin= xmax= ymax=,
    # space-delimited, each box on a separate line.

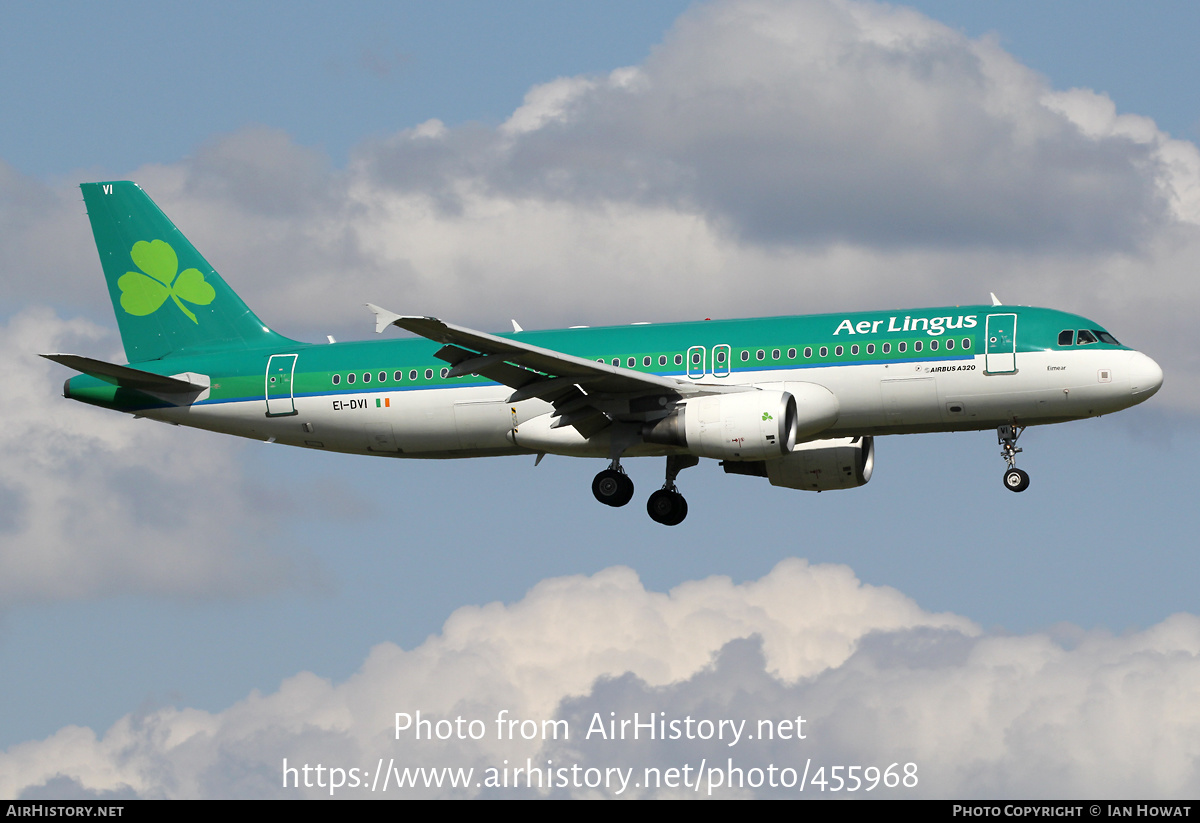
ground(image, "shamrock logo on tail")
xmin=762 ymin=412 xmax=773 ymax=421
xmin=118 ymin=240 xmax=215 ymax=324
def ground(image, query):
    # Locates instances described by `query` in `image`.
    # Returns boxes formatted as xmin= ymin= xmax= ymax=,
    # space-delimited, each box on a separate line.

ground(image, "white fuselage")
xmin=146 ymin=346 xmax=1162 ymax=460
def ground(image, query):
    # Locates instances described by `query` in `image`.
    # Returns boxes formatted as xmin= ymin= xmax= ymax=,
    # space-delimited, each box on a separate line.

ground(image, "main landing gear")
xmin=592 ymin=466 xmax=635 ymax=507
xmin=646 ymin=455 xmax=698 ymax=526
xmin=998 ymin=424 xmax=1030 ymax=493
xmin=646 ymin=489 xmax=687 ymax=526
xmin=591 ymin=454 xmax=698 ymax=525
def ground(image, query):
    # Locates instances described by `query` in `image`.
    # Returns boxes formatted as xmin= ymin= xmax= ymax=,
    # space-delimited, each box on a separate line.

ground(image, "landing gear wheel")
xmin=1003 ymin=467 xmax=1030 ymax=493
xmin=592 ymin=469 xmax=634 ymax=507
xmin=647 ymin=489 xmax=688 ymax=526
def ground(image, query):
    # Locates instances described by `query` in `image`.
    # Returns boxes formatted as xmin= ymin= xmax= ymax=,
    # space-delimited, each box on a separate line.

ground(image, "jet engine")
xmin=722 ymin=436 xmax=875 ymax=491
xmin=642 ymin=390 xmax=797 ymax=460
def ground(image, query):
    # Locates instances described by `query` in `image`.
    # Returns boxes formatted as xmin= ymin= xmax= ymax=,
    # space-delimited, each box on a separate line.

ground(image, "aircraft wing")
xmin=367 ymin=305 xmax=743 ymax=433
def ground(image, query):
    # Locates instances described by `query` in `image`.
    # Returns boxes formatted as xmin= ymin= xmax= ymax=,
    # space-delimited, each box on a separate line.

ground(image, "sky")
xmin=1 ymin=0 xmax=1199 ymax=799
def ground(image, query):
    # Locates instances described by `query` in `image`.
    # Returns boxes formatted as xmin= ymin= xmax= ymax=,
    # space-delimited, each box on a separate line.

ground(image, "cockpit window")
xmin=1096 ymin=330 xmax=1120 ymax=345
xmin=1076 ymin=329 xmax=1098 ymax=345
xmin=1058 ymin=330 xmax=1074 ymax=346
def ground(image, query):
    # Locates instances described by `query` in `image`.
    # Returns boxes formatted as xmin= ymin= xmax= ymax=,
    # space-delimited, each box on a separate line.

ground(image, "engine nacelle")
xmin=643 ymin=390 xmax=799 ymax=461
xmin=768 ymin=436 xmax=874 ymax=490
xmin=723 ymin=436 xmax=874 ymax=491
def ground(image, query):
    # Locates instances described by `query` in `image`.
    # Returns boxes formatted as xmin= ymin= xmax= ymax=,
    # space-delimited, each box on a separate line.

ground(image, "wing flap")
xmin=434 ymin=344 xmax=543 ymax=390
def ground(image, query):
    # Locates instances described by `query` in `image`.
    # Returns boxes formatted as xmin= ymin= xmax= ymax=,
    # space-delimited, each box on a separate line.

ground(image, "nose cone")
xmin=1128 ymin=351 xmax=1164 ymax=399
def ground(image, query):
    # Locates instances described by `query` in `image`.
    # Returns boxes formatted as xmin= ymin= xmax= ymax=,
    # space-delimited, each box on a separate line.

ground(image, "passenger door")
xmin=265 ymin=354 xmax=298 ymax=416
xmin=985 ymin=314 xmax=1017 ymax=374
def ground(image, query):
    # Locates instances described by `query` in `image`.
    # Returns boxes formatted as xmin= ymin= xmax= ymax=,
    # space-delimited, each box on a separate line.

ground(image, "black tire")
xmin=647 ymin=489 xmax=687 ymax=525
xmin=647 ymin=489 xmax=674 ymax=523
xmin=1003 ymin=467 xmax=1030 ymax=493
xmin=593 ymin=469 xmax=634 ymax=507
xmin=665 ymin=494 xmax=688 ymax=526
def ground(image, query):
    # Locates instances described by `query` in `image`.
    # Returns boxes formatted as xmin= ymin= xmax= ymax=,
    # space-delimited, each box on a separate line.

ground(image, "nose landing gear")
xmin=1004 ymin=467 xmax=1030 ymax=492
xmin=998 ymin=424 xmax=1030 ymax=492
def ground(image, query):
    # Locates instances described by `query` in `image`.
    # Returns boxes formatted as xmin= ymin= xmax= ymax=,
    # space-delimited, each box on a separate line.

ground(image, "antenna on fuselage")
xmin=990 ymin=293 xmax=1003 ymax=306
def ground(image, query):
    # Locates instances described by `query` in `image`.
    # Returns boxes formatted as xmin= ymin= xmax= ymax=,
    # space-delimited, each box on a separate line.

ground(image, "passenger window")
xmin=440 ymin=368 xmax=448 ymax=378
xmin=882 ymin=343 xmax=890 ymax=354
xmin=628 ymin=357 xmax=636 ymax=368
xmin=409 ymin=370 xmax=417 ymax=381
xmin=771 ymin=349 xmax=780 ymax=360
xmin=425 ymin=369 xmax=433 ymax=379
xmin=914 ymin=340 xmax=922 ymax=352
xmin=897 ymin=342 xmax=906 ymax=353
xmin=394 ymin=371 xmax=403 ymax=381
xmin=819 ymin=346 xmax=828 ymax=357
xmin=787 ymin=348 xmax=796 ymax=359
xmin=378 ymin=371 xmax=386 ymax=383
xmin=659 ymin=355 xmax=667 ymax=366
xmin=946 ymin=339 xmax=955 ymax=350
xmin=363 ymin=372 xmax=371 ymax=383
xmin=716 ymin=350 xmax=726 ymax=363
xmin=962 ymin=338 xmax=971 ymax=349
xmin=929 ymin=340 xmax=938 ymax=351
xmin=756 ymin=350 xmax=765 ymax=360
xmin=612 ymin=358 xmax=620 ymax=366
xmin=803 ymin=347 xmax=812 ymax=358
xmin=851 ymin=344 xmax=859 ymax=355
xmin=1058 ymin=330 xmax=1074 ymax=346
xmin=332 ymin=374 xmax=340 ymax=385
xmin=740 ymin=351 xmax=749 ymax=362
xmin=835 ymin=345 xmax=843 ymax=356
xmin=692 ymin=352 xmax=702 ymax=365
xmin=643 ymin=356 xmax=651 ymax=367
xmin=675 ymin=354 xmax=683 ymax=366
xmin=866 ymin=343 xmax=875 ymax=354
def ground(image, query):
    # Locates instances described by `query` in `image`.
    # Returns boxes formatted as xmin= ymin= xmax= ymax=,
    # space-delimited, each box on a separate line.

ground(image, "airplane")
xmin=45 ymin=182 xmax=1164 ymax=525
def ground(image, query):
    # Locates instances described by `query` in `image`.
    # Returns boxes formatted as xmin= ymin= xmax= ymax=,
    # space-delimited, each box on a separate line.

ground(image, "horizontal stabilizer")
xmin=41 ymin=353 xmax=205 ymax=393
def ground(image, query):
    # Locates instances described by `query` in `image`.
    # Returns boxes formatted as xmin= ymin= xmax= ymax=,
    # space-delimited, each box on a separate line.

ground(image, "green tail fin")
xmin=81 ymin=181 xmax=298 ymax=362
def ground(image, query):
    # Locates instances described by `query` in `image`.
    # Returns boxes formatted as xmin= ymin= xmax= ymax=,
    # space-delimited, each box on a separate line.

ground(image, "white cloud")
xmin=0 ymin=308 xmax=309 ymax=603
xmin=0 ymin=163 xmax=98 ymax=314
xmin=5 ymin=558 xmax=1197 ymax=798
xmin=500 ymin=76 xmax=602 ymax=138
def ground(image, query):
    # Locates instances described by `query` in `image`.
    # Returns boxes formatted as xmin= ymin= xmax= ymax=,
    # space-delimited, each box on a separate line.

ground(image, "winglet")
xmin=511 ymin=319 xmax=524 ymax=333
xmin=366 ymin=303 xmax=404 ymax=334
xmin=990 ymin=292 xmax=1003 ymax=306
